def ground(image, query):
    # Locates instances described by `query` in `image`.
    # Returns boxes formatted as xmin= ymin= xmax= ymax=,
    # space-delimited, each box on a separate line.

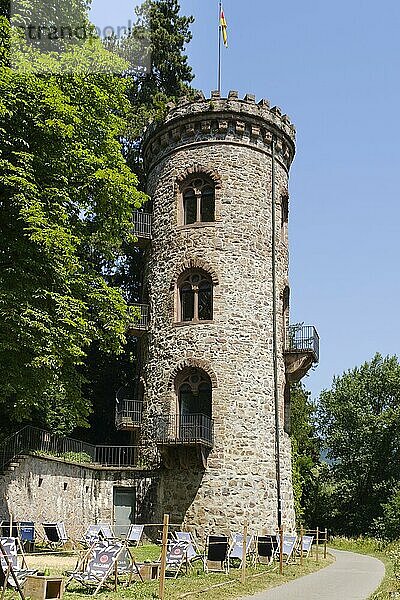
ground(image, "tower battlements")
xmin=143 ymin=90 xmax=296 ymax=173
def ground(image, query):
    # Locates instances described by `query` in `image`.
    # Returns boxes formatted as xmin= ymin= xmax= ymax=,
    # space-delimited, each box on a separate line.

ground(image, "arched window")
xmin=181 ymin=177 xmax=215 ymax=225
xmin=178 ymin=270 xmax=213 ymax=323
xmin=177 ymin=369 xmax=212 ymax=418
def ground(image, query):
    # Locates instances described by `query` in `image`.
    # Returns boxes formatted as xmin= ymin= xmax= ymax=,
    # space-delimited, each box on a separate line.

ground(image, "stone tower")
xmin=135 ymin=90 xmax=319 ymax=537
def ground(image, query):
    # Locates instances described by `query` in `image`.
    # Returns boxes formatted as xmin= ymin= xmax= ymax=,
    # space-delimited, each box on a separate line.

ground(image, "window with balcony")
xmin=181 ymin=177 xmax=215 ymax=225
xmin=178 ymin=270 xmax=213 ymax=323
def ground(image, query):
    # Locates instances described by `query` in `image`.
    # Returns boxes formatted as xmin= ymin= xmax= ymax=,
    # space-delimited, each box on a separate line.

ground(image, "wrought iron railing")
xmin=128 ymin=304 xmax=149 ymax=331
xmin=155 ymin=414 xmax=214 ymax=448
xmin=285 ymin=325 xmax=320 ymax=362
xmin=133 ymin=211 xmax=152 ymax=239
xmin=0 ymin=426 xmax=157 ymax=472
xmin=115 ymin=399 xmax=143 ymax=429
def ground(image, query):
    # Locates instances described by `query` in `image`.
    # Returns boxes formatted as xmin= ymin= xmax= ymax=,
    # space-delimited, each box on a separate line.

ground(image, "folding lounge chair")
xmin=256 ymin=535 xmax=278 ymax=565
xmin=0 ymin=537 xmax=37 ymax=591
xmin=164 ymin=540 xmax=190 ymax=578
xmin=42 ymin=522 xmax=69 ymax=549
xmin=125 ymin=524 xmax=144 ymax=547
xmin=276 ymin=533 xmax=298 ymax=564
xmin=115 ymin=546 xmax=143 ymax=585
xmin=81 ymin=524 xmax=115 ymax=547
xmin=175 ymin=532 xmax=203 ymax=565
xmin=228 ymin=533 xmax=254 ymax=567
xmin=66 ymin=540 xmax=124 ymax=595
xmin=204 ymin=535 xmax=229 ymax=574
xmin=298 ymin=535 xmax=314 ymax=558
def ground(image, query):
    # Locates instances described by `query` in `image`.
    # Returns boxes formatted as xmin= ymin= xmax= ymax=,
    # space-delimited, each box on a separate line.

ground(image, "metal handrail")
xmin=115 ymin=399 xmax=143 ymax=427
xmin=155 ymin=413 xmax=214 ymax=448
xmin=127 ymin=304 xmax=149 ymax=331
xmin=133 ymin=211 xmax=152 ymax=239
xmin=285 ymin=325 xmax=320 ymax=362
xmin=0 ymin=425 xmax=157 ymax=471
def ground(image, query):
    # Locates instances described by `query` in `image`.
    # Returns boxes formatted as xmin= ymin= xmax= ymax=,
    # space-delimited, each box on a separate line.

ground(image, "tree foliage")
xmin=0 ymin=15 xmax=146 ymax=434
xmin=290 ymin=382 xmax=320 ymax=525
xmin=317 ymin=353 xmax=400 ymax=536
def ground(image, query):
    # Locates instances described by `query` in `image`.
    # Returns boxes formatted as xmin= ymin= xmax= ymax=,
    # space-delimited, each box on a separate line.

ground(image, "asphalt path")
xmin=240 ymin=549 xmax=385 ymax=600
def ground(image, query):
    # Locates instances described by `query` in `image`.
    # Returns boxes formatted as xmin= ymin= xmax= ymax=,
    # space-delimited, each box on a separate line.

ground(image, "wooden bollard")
xmin=324 ymin=528 xmax=327 ymax=559
xmin=241 ymin=521 xmax=248 ymax=584
xmin=158 ymin=514 xmax=169 ymax=600
xmin=279 ymin=526 xmax=284 ymax=575
xmin=300 ymin=526 xmax=304 ymax=565
xmin=316 ymin=527 xmax=319 ymax=563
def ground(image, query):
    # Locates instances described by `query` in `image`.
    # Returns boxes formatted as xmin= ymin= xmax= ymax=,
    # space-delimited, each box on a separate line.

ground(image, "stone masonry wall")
xmin=0 ymin=455 xmax=157 ymax=539
xmin=140 ymin=92 xmax=296 ymax=538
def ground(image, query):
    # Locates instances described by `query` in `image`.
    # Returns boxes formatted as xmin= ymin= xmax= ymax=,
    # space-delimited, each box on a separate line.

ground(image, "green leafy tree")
xmin=290 ymin=382 xmax=321 ymax=525
xmin=0 ymin=15 xmax=146 ymax=435
xmin=317 ymin=353 xmax=400 ymax=535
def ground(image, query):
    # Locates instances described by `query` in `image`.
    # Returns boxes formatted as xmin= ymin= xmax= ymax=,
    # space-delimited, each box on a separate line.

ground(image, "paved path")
xmin=240 ymin=549 xmax=385 ymax=600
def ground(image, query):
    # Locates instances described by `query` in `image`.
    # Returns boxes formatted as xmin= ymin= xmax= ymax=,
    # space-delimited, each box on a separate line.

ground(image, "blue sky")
xmin=91 ymin=0 xmax=400 ymax=400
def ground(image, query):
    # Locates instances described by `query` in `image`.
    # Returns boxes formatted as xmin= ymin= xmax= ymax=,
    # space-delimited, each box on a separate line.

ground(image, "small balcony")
xmin=115 ymin=399 xmax=143 ymax=431
xmin=127 ymin=304 xmax=149 ymax=336
xmin=284 ymin=325 xmax=319 ymax=382
xmin=155 ymin=414 xmax=214 ymax=450
xmin=133 ymin=211 xmax=152 ymax=245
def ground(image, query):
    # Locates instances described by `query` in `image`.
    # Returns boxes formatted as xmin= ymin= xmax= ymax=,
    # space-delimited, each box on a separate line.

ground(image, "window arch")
xmin=177 ymin=270 xmax=213 ymax=323
xmin=175 ymin=368 xmax=212 ymax=419
xmin=181 ymin=177 xmax=215 ymax=225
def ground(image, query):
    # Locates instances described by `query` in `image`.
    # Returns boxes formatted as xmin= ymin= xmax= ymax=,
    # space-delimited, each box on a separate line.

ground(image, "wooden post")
xmin=316 ymin=527 xmax=319 ymax=563
xmin=9 ymin=514 xmax=12 ymax=537
xmin=324 ymin=528 xmax=327 ymax=559
xmin=241 ymin=521 xmax=248 ymax=584
xmin=279 ymin=526 xmax=283 ymax=575
xmin=158 ymin=514 xmax=169 ymax=600
xmin=299 ymin=527 xmax=304 ymax=566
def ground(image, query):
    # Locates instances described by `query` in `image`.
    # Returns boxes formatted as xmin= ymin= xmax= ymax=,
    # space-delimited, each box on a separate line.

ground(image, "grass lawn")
xmin=3 ymin=544 xmax=334 ymax=600
xmin=330 ymin=537 xmax=400 ymax=600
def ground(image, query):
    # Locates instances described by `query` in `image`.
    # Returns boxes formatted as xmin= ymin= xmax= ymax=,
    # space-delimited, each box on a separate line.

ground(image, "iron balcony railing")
xmin=128 ymin=304 xmax=149 ymax=332
xmin=115 ymin=399 xmax=143 ymax=429
xmin=155 ymin=414 xmax=214 ymax=449
xmin=285 ymin=325 xmax=320 ymax=362
xmin=133 ymin=211 xmax=152 ymax=240
xmin=0 ymin=425 xmax=158 ymax=472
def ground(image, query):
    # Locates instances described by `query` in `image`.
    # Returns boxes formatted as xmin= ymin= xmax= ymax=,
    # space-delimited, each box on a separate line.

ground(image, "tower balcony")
xmin=284 ymin=325 xmax=319 ymax=382
xmin=155 ymin=414 xmax=214 ymax=450
xmin=115 ymin=399 xmax=143 ymax=431
xmin=133 ymin=211 xmax=152 ymax=245
xmin=127 ymin=304 xmax=149 ymax=336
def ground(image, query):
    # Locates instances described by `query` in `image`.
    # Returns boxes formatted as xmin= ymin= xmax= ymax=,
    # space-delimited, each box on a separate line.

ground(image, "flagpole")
xmin=218 ymin=0 xmax=222 ymax=93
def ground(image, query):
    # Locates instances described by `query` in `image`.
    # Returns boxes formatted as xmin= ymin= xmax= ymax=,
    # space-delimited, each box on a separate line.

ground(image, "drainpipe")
xmin=271 ymin=135 xmax=282 ymax=529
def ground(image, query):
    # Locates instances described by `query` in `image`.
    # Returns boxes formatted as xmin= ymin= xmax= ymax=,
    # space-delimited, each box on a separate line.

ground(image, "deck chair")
xmin=0 ymin=537 xmax=37 ymax=590
xmin=204 ymin=535 xmax=229 ymax=574
xmin=125 ymin=524 xmax=144 ymax=547
xmin=42 ymin=522 xmax=69 ymax=549
xmin=66 ymin=540 xmax=124 ymax=595
xmin=116 ymin=546 xmax=143 ymax=585
xmin=298 ymin=535 xmax=314 ymax=558
xmin=256 ymin=535 xmax=278 ymax=564
xmin=82 ymin=524 xmax=115 ymax=547
xmin=276 ymin=533 xmax=298 ymax=563
xmin=164 ymin=540 xmax=190 ymax=578
xmin=228 ymin=533 xmax=254 ymax=567
xmin=175 ymin=532 xmax=202 ymax=565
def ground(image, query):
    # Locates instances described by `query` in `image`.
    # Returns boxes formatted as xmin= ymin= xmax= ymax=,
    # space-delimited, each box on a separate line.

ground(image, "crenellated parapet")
xmin=143 ymin=90 xmax=296 ymax=173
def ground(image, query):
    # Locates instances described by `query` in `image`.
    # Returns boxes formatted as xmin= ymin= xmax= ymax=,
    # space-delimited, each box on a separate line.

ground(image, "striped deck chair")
xmin=164 ymin=540 xmax=190 ymax=578
xmin=66 ymin=540 xmax=124 ymax=595
xmin=299 ymin=535 xmax=314 ymax=558
xmin=125 ymin=524 xmax=144 ymax=547
xmin=175 ymin=532 xmax=203 ymax=565
xmin=0 ymin=537 xmax=37 ymax=591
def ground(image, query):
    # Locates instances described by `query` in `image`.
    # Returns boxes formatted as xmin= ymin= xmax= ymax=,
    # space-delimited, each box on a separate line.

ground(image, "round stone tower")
xmin=141 ymin=90 xmax=298 ymax=537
